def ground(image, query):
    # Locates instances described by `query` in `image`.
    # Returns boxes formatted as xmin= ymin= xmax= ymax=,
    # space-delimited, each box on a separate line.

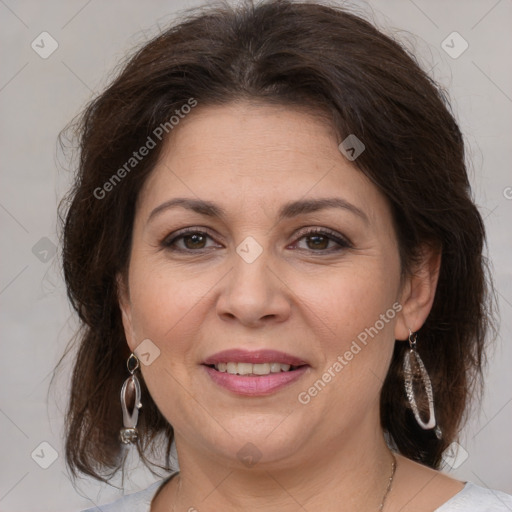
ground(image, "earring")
xmin=403 ymin=330 xmax=442 ymax=439
xmin=119 ymin=353 xmax=142 ymax=444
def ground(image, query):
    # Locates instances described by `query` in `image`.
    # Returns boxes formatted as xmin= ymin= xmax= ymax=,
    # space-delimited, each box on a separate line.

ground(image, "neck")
xmin=160 ymin=424 xmax=395 ymax=512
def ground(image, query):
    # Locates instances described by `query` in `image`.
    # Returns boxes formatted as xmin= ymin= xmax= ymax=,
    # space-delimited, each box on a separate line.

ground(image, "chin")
xmin=202 ymin=418 xmax=312 ymax=469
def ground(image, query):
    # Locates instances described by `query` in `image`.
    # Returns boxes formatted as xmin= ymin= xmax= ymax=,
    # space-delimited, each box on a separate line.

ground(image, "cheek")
xmin=126 ymin=258 xmax=218 ymax=361
xmin=301 ymin=278 xmax=398 ymax=401
xmin=295 ymin=262 xmax=400 ymax=343
xmin=292 ymin=260 xmax=400 ymax=405
xmin=127 ymin=265 xmax=207 ymax=415
xmin=129 ymin=251 xmax=184 ymax=319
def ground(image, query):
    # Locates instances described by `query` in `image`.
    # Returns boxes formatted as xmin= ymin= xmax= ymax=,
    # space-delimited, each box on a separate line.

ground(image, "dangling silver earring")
xmin=403 ymin=330 xmax=442 ymax=439
xmin=119 ymin=353 xmax=142 ymax=444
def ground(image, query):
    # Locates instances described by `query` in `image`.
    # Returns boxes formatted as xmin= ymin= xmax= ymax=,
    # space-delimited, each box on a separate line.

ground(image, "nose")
xmin=216 ymin=247 xmax=292 ymax=328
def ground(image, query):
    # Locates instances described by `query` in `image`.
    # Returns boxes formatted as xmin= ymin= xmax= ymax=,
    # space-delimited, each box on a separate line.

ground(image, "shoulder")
xmin=80 ymin=475 xmax=174 ymax=512
xmin=436 ymin=482 xmax=512 ymax=511
xmin=392 ymin=454 xmax=511 ymax=511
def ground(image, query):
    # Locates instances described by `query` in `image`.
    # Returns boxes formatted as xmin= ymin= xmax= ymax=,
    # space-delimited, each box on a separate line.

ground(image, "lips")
xmin=202 ymin=349 xmax=308 ymax=366
xmin=201 ymin=349 xmax=310 ymax=396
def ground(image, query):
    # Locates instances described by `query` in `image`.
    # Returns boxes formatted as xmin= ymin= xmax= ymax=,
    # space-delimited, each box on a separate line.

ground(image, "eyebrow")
xmin=147 ymin=197 xmax=369 ymax=224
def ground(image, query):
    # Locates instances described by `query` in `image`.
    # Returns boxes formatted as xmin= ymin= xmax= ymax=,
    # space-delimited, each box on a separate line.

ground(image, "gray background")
xmin=0 ymin=0 xmax=511 ymax=510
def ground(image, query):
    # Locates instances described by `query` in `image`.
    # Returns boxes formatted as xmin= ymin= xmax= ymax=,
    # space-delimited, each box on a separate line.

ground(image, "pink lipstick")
xmin=202 ymin=349 xmax=310 ymax=396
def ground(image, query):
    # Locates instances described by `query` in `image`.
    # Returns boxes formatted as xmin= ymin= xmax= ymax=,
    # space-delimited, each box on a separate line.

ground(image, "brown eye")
xmin=181 ymin=233 xmax=207 ymax=250
xmin=162 ymin=228 xmax=221 ymax=253
xmin=293 ymin=228 xmax=352 ymax=253
xmin=304 ymin=234 xmax=330 ymax=250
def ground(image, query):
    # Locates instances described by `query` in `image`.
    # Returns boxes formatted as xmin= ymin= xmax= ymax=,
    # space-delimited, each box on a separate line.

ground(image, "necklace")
xmin=379 ymin=453 xmax=397 ymax=511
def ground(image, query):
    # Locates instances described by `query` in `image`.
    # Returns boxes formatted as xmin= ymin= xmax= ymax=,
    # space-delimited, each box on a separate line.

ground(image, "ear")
xmin=116 ymin=272 xmax=137 ymax=352
xmin=394 ymin=244 xmax=441 ymax=341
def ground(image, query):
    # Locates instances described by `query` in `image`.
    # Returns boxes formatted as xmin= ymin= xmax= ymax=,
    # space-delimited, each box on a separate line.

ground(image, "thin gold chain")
xmin=379 ymin=453 xmax=397 ymax=511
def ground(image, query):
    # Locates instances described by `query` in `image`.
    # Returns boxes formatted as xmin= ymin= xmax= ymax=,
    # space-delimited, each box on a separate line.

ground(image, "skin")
xmin=118 ymin=102 xmax=464 ymax=511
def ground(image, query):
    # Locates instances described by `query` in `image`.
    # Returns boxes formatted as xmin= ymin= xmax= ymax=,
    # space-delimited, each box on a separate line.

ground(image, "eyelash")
xmin=161 ymin=226 xmax=352 ymax=254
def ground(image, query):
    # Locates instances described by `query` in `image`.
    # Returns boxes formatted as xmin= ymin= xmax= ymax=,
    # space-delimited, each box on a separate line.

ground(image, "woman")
xmin=59 ymin=1 xmax=511 ymax=510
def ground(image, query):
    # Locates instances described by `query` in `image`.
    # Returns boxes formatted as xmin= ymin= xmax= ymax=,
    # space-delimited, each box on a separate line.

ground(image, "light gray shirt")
xmin=81 ymin=476 xmax=512 ymax=511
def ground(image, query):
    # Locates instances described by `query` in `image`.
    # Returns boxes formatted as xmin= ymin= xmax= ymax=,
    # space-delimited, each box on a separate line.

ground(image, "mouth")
xmin=203 ymin=362 xmax=306 ymax=376
xmin=201 ymin=349 xmax=310 ymax=396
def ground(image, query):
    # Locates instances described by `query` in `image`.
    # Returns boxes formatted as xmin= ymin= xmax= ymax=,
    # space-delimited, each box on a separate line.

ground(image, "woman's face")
xmin=119 ymin=102 xmax=420 ymax=469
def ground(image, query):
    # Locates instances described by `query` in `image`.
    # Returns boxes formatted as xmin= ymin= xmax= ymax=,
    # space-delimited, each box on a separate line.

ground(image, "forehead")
xmin=136 ymin=102 xmax=388 ymax=223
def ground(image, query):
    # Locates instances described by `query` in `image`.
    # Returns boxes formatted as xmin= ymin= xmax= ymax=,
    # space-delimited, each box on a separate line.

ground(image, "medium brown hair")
xmin=55 ymin=0 xmax=494 ymax=484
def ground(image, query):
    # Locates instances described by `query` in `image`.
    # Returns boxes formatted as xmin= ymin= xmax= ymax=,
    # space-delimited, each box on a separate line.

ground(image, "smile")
xmin=201 ymin=348 xmax=311 ymax=396
xmin=209 ymin=362 xmax=300 ymax=375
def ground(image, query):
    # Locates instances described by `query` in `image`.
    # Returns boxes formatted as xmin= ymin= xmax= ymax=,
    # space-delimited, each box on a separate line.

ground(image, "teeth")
xmin=237 ymin=362 xmax=253 ymax=375
xmin=270 ymin=362 xmax=281 ymax=373
xmin=213 ymin=362 xmax=294 ymax=375
xmin=253 ymin=363 xmax=270 ymax=375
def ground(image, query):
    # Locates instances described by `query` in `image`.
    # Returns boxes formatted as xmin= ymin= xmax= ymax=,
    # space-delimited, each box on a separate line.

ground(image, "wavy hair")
xmin=55 ymin=0 xmax=495 ymax=484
